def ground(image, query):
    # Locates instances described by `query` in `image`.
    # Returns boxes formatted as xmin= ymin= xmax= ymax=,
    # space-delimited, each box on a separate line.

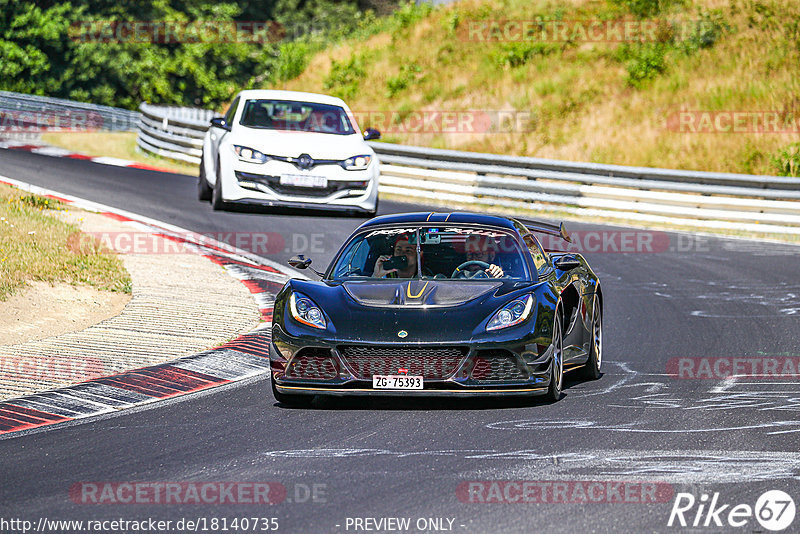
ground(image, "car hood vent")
xmin=342 ymin=280 xmax=501 ymax=307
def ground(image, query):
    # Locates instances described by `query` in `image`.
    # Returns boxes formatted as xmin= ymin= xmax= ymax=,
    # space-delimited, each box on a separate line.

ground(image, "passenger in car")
xmin=373 ymin=235 xmax=419 ymax=278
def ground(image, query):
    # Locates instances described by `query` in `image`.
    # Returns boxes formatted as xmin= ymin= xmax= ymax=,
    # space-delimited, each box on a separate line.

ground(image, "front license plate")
xmin=279 ymin=174 xmax=328 ymax=188
xmin=372 ymin=375 xmax=423 ymax=390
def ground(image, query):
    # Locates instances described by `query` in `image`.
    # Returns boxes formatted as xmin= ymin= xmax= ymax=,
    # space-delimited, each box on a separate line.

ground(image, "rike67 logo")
xmin=668 ymin=490 xmax=796 ymax=531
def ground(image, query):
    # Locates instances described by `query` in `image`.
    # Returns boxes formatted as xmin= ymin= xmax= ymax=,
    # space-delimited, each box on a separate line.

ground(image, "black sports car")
xmin=269 ymin=212 xmax=602 ymax=404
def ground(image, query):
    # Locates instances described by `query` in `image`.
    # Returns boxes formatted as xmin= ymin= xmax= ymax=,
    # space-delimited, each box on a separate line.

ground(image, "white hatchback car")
xmin=199 ymin=90 xmax=381 ymax=215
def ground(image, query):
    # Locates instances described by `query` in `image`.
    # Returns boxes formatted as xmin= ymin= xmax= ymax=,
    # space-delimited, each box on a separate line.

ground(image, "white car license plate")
xmin=280 ymin=174 xmax=328 ymax=188
xmin=372 ymin=375 xmax=423 ymax=390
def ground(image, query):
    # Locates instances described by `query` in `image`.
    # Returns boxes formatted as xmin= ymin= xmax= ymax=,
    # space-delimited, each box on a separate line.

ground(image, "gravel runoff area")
xmin=0 ymin=209 xmax=262 ymax=401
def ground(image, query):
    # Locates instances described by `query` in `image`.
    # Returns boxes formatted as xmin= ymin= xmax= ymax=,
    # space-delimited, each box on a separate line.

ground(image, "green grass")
xmin=0 ymin=184 xmax=132 ymax=301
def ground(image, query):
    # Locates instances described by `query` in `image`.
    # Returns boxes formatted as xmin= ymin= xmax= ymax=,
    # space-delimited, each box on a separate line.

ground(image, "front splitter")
xmin=275 ymin=384 xmax=548 ymax=397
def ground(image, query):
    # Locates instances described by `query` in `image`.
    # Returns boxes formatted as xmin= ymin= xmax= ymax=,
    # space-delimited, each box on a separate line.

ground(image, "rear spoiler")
xmin=517 ymin=219 xmax=572 ymax=243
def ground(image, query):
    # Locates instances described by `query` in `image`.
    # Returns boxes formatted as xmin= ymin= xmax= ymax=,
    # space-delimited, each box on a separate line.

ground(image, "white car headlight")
xmin=341 ymin=154 xmax=372 ymax=171
xmin=486 ymin=294 xmax=535 ymax=331
xmin=289 ymin=292 xmax=326 ymax=329
xmin=233 ymin=145 xmax=269 ymax=164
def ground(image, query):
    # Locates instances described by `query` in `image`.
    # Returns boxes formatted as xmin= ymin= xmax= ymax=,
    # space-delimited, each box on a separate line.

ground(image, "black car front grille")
xmin=235 ymin=172 xmax=368 ymax=198
xmin=286 ymin=348 xmax=338 ymax=380
xmin=470 ymin=350 xmax=528 ymax=381
xmin=338 ymin=345 xmax=468 ymax=380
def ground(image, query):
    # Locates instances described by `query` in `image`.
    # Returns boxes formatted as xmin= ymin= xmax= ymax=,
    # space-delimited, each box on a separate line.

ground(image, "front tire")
xmin=198 ymin=155 xmax=212 ymax=201
xmin=365 ymin=197 xmax=379 ymax=217
xmin=581 ymin=295 xmax=602 ymax=380
xmin=211 ymin=158 xmax=227 ymax=211
xmin=546 ymin=307 xmax=564 ymax=402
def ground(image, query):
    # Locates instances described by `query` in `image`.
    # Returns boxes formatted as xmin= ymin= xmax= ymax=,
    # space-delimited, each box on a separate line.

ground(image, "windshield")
xmin=238 ymin=99 xmax=355 ymax=135
xmin=331 ymin=226 xmax=530 ymax=280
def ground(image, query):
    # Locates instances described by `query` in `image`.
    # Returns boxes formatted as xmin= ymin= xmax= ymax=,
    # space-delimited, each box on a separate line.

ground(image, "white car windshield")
xmin=239 ymin=99 xmax=355 ymax=135
xmin=331 ymin=226 xmax=531 ymax=280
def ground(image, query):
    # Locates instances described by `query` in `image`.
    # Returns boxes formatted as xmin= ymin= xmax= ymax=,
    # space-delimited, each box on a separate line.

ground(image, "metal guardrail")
xmin=369 ymin=143 xmax=800 ymax=235
xmin=369 ymin=142 xmax=800 ymax=190
xmin=0 ymin=90 xmax=140 ymax=132
xmin=135 ymin=104 xmax=800 ymax=234
xmin=137 ymin=103 xmax=215 ymax=165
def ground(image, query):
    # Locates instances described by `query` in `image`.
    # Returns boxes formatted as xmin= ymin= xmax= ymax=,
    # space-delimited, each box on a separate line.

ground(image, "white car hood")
xmin=229 ymin=128 xmax=372 ymax=160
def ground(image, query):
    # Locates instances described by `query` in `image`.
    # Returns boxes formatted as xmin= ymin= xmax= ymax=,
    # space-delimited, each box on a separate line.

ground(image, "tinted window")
xmin=239 ymin=99 xmax=355 ymax=135
xmin=332 ymin=226 xmax=530 ymax=280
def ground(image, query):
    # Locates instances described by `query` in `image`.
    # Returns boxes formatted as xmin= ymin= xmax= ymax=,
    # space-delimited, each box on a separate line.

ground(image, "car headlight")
xmin=233 ymin=145 xmax=269 ymax=164
xmin=289 ymin=292 xmax=326 ymax=329
xmin=486 ymin=294 xmax=535 ymax=331
xmin=341 ymin=154 xmax=372 ymax=171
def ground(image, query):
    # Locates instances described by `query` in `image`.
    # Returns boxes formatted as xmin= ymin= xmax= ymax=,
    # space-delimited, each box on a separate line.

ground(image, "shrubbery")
xmin=772 ymin=143 xmax=800 ymax=177
xmin=0 ymin=0 xmax=403 ymax=110
xmin=490 ymin=42 xmax=558 ymax=69
xmin=620 ymin=44 xmax=668 ymax=88
xmin=385 ymin=63 xmax=422 ymax=98
xmin=608 ymin=0 xmax=685 ymax=19
xmin=615 ymin=8 xmax=729 ymax=88
xmin=323 ymin=54 xmax=367 ymax=100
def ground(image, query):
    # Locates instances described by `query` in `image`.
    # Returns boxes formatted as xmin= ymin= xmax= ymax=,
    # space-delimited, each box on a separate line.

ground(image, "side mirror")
xmin=288 ymin=255 xmax=312 ymax=269
xmin=554 ymin=255 xmax=581 ymax=271
xmin=363 ymin=128 xmax=381 ymax=141
xmin=210 ymin=117 xmax=231 ymax=131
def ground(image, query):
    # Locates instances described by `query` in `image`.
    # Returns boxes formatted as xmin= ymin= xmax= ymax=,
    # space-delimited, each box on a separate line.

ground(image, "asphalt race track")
xmin=2 ymin=148 xmax=800 ymax=533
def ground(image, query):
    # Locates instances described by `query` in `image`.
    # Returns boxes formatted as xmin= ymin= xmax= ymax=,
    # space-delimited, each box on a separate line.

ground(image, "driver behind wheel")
xmin=463 ymin=234 xmax=504 ymax=278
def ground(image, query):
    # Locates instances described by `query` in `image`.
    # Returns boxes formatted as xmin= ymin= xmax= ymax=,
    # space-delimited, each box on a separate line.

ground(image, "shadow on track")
xmin=214 ymin=202 xmax=373 ymax=219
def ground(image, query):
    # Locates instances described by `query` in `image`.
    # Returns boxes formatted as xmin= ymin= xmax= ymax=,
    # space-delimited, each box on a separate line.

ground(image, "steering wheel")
xmin=452 ymin=260 xmax=491 ymax=279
